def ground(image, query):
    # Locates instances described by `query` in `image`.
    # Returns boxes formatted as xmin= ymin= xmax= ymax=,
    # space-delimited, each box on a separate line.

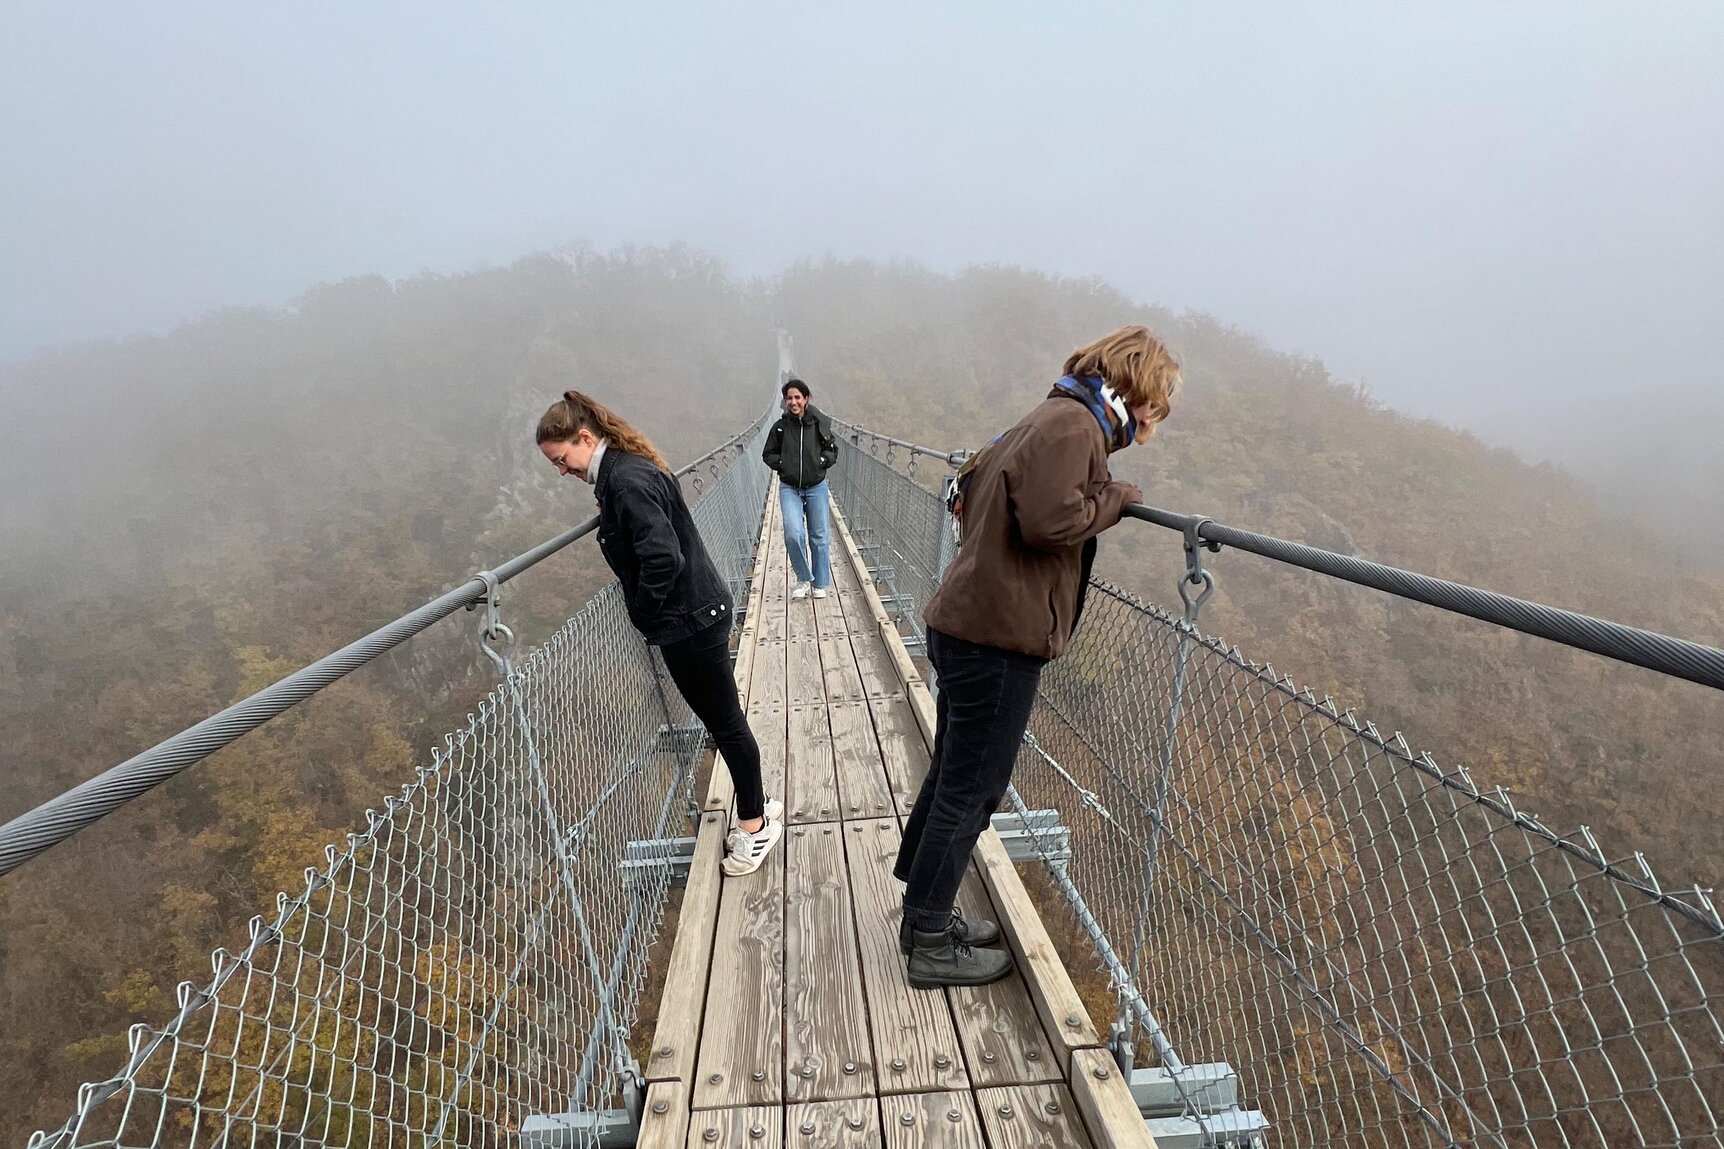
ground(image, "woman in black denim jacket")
xmin=537 ymin=391 xmax=783 ymax=876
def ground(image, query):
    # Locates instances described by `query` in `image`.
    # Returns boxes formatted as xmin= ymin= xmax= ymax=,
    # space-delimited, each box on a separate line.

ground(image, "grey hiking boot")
xmin=900 ymin=908 xmax=1002 ymax=955
xmin=906 ymin=929 xmax=1014 ymax=989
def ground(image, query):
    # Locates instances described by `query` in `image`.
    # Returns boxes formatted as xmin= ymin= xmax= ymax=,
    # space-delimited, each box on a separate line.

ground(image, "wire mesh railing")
xmin=22 ymin=411 xmax=774 ymax=1149
xmin=830 ymin=420 xmax=1723 ymax=1149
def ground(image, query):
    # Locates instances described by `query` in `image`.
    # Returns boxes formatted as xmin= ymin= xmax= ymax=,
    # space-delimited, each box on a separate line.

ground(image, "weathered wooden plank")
xmin=851 ymin=636 xmax=906 ymax=702
xmin=880 ymin=1090 xmax=986 ymax=1149
xmin=784 ymin=825 xmax=874 ymax=1102
xmin=638 ymin=1079 xmax=691 ymax=1149
xmin=685 ymin=1106 xmax=782 ymax=1149
xmin=864 ymin=694 xmax=930 ymax=818
xmin=818 ymin=635 xmax=868 ymax=703
xmin=975 ymin=1084 xmax=1095 ymax=1149
xmin=784 ymin=1098 xmax=883 ymax=1149
xmin=692 ymin=844 xmax=784 ymax=1109
xmin=749 ymin=640 xmax=789 ymax=713
xmin=750 ymin=703 xmax=788 ymax=817
xmin=842 ymin=819 xmax=968 ymax=1095
xmin=811 ymin=584 xmax=855 ymax=638
xmin=647 ymin=811 xmax=731 ymax=1085
xmin=972 ymin=830 xmax=1103 ymax=1074
xmin=786 ymin=636 xmax=825 ymax=706
xmin=947 ymin=868 xmax=1062 ymax=1087
xmin=786 ymin=703 xmax=839 ymax=824
xmin=1069 ymin=1047 xmax=1160 ymax=1149
xmin=827 ymin=702 xmax=894 ymax=821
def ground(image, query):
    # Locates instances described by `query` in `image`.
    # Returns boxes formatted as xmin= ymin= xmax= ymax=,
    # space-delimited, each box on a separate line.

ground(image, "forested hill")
xmin=0 ymin=249 xmax=1719 ymax=1137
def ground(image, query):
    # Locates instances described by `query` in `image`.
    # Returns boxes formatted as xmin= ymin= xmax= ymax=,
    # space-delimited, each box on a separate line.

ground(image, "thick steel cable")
xmin=830 ymin=418 xmax=1723 ymax=688
xmin=1121 ymin=505 xmax=1724 ymax=692
xmin=0 ymin=411 xmax=770 ymax=879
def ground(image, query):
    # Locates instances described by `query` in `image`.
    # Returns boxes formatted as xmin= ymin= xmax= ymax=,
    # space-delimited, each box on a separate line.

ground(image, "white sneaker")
xmin=792 ymin=582 xmax=811 ymax=600
xmin=721 ymin=817 xmax=784 ymax=876
xmin=763 ymin=797 xmax=784 ymax=822
xmin=811 ymin=587 xmax=829 ymax=599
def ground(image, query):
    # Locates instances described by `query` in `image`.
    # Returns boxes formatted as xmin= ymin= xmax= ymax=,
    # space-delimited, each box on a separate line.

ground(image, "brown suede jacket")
xmin=924 ymin=390 xmax=1140 ymax=660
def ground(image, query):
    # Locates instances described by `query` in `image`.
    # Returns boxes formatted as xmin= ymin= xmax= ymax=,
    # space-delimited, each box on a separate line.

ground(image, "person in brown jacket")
xmin=895 ymin=324 xmax=1179 ymax=988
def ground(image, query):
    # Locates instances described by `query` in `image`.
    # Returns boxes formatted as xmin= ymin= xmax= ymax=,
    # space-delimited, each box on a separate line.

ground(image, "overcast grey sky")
xmin=4 ymin=2 xmax=1721 ymax=448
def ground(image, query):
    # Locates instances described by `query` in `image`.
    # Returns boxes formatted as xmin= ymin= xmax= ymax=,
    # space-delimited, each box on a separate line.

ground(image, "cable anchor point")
xmin=1179 ymin=517 xmax=1218 ymax=623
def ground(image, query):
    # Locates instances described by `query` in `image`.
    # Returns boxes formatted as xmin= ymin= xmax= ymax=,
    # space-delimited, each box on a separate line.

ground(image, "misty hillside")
xmin=1 ymin=250 xmax=1720 ymax=1137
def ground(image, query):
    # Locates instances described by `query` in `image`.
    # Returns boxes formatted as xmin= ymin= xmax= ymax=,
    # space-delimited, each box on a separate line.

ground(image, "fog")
xmin=3 ymin=2 xmax=1721 ymax=533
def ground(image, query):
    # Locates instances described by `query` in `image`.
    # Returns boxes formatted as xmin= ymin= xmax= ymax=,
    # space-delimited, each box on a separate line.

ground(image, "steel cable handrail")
xmin=826 ymin=414 xmax=1724 ymax=692
xmin=0 ymin=409 xmax=773 ymax=879
xmin=1121 ymin=504 xmax=1724 ymax=692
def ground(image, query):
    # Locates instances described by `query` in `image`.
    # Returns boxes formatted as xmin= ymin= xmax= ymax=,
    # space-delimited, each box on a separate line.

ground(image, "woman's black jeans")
xmin=659 ymin=620 xmax=766 ymax=821
xmin=894 ymin=627 xmax=1044 ymax=933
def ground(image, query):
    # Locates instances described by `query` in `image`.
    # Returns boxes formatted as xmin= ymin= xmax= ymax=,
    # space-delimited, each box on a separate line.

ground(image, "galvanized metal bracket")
xmin=991 ymin=808 xmax=1072 ymax=863
xmin=1128 ymin=1064 xmax=1268 ymax=1148
xmin=521 ymin=1061 xmax=645 ymax=1148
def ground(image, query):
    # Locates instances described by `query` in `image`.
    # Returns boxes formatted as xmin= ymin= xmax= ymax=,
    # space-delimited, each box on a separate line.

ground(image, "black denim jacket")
xmin=593 ymin=450 xmax=732 ymax=645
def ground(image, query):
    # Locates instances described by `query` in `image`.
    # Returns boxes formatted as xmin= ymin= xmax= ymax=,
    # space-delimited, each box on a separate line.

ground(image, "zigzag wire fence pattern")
xmin=830 ymin=427 xmax=1723 ymax=1148
xmin=29 ymin=419 xmax=773 ymax=1149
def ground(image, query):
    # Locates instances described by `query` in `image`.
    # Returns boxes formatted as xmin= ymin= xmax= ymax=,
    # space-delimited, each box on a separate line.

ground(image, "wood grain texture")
xmin=638 ymin=1080 xmax=691 ymax=1149
xmin=684 ymin=1105 xmax=782 ymax=1149
xmin=811 ymin=586 xmax=856 ymax=638
xmin=648 ymin=811 xmax=730 ymax=1085
xmin=972 ymin=830 xmax=1102 ymax=1074
xmin=975 ymin=1084 xmax=1095 ymax=1149
xmin=748 ymin=640 xmax=789 ymax=712
xmin=693 ymin=843 xmax=784 ymax=1109
xmin=786 ymin=635 xmax=825 ymax=706
xmin=783 ymin=1099 xmax=882 ymax=1149
xmin=862 ymin=694 xmax=930 ymax=818
xmin=784 ymin=824 xmax=874 ymax=1102
xmin=785 ymin=703 xmax=839 ymax=824
xmin=827 ymin=702 xmax=895 ymax=821
xmin=948 ymin=868 xmax=1062 ymax=1087
xmin=818 ymin=635 xmax=868 ymax=703
xmin=879 ymin=1090 xmax=986 ymax=1149
xmin=1069 ymin=1047 xmax=1160 ymax=1149
xmin=842 ymin=819 xmax=969 ymax=1096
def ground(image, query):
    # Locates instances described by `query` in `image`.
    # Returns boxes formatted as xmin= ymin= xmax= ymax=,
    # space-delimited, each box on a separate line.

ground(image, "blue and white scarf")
xmin=1052 ymin=374 xmax=1137 ymax=453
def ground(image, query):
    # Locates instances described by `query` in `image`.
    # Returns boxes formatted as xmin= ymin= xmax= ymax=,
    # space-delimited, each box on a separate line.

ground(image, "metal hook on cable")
xmin=475 ymin=570 xmax=516 ymax=675
xmin=1178 ymin=517 xmax=1218 ymax=624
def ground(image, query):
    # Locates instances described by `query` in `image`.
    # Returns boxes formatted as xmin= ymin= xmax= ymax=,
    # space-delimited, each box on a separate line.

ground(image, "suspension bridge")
xmin=4 ymin=382 xmax=1721 ymax=1148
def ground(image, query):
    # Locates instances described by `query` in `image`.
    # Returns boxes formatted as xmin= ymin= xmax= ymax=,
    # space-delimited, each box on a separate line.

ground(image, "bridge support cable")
xmin=832 ymin=416 xmax=1723 ymax=1149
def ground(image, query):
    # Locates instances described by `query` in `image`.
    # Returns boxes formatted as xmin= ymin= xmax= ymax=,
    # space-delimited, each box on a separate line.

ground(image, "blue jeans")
xmin=894 ymin=628 xmax=1044 ymax=932
xmin=779 ymin=480 xmax=832 ymax=588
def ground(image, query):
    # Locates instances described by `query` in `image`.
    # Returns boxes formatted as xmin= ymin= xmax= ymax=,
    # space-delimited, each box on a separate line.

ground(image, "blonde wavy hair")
xmin=535 ymin=390 xmax=670 ymax=471
xmin=1064 ymin=324 xmax=1181 ymax=425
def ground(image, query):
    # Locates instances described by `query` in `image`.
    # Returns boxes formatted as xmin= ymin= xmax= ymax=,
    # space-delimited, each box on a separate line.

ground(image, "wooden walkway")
xmin=639 ymin=481 xmax=1154 ymax=1149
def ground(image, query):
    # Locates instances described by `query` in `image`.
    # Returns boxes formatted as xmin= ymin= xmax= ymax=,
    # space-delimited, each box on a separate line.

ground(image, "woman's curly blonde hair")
xmin=1064 ymin=324 xmax=1181 ymax=426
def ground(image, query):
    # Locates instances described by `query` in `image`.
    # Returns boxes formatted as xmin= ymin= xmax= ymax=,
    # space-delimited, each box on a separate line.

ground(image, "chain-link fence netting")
xmin=825 ymin=418 xmax=954 ymax=648
xmin=831 ymin=422 xmax=1723 ymax=1149
xmin=28 ymin=414 xmax=773 ymax=1149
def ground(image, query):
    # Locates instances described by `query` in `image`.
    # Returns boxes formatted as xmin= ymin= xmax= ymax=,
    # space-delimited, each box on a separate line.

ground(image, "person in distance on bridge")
xmin=538 ymin=391 xmax=783 ymax=877
xmin=761 ymin=376 xmax=840 ymax=601
xmin=895 ymin=324 xmax=1177 ymax=988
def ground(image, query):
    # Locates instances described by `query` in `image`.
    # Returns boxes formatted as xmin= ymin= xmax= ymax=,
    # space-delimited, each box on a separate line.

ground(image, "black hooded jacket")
xmin=593 ymin=449 xmax=732 ymax=645
xmin=762 ymin=406 xmax=840 ymax=490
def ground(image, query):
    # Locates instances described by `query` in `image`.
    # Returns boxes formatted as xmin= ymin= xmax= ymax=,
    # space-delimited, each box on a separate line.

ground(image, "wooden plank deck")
xmin=655 ymin=481 xmax=1155 ymax=1148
